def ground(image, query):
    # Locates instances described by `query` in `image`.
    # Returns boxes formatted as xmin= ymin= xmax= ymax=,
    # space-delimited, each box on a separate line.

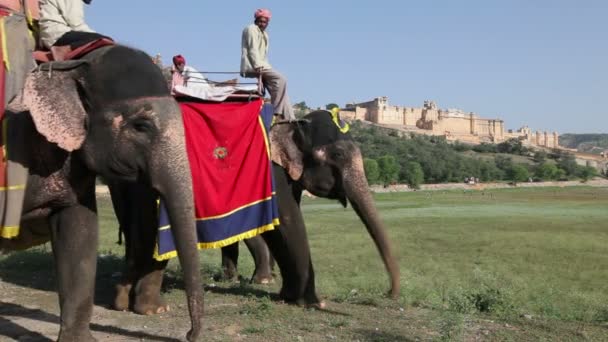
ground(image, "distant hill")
xmin=559 ymin=134 xmax=608 ymax=154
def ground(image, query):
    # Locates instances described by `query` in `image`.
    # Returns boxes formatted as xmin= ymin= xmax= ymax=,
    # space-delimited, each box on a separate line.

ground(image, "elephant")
xmin=109 ymin=110 xmax=400 ymax=311
xmin=0 ymin=45 xmax=203 ymax=341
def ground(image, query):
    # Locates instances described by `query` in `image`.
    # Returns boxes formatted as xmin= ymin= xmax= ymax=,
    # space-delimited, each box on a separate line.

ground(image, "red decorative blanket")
xmin=155 ymin=99 xmax=279 ymax=260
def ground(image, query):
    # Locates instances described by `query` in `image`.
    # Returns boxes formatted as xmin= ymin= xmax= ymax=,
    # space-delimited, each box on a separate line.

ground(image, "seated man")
xmin=171 ymin=54 xmax=208 ymax=88
xmin=38 ymin=0 xmax=104 ymax=49
xmin=171 ymin=54 xmax=255 ymax=101
xmin=240 ymin=8 xmax=295 ymax=121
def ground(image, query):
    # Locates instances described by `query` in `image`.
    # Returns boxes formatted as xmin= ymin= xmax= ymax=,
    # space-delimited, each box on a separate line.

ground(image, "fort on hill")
xmin=339 ymin=96 xmax=559 ymax=149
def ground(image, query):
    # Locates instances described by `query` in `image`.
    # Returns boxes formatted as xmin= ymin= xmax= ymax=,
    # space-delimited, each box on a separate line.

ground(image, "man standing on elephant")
xmin=241 ymin=8 xmax=295 ymax=121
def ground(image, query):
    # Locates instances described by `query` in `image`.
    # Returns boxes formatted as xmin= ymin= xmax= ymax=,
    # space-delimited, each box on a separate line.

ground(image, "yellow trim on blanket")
xmin=0 ymin=184 xmax=26 ymax=191
xmin=258 ymin=116 xmax=271 ymax=158
xmin=0 ymin=17 xmax=9 ymax=71
xmin=153 ymin=218 xmax=279 ymax=261
xmin=158 ymin=195 xmax=277 ymax=230
xmin=0 ymin=225 xmax=19 ymax=238
xmin=3 ymin=117 xmax=7 ymax=160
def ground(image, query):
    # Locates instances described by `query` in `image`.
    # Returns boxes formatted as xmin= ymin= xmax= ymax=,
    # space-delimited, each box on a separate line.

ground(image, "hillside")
xmin=559 ymin=133 xmax=608 ymax=154
xmin=348 ymin=121 xmax=601 ymax=186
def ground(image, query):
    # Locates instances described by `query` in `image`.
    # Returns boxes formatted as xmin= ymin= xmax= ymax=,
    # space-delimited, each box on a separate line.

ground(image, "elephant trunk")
xmin=149 ymin=105 xmax=202 ymax=341
xmin=342 ymin=149 xmax=400 ymax=298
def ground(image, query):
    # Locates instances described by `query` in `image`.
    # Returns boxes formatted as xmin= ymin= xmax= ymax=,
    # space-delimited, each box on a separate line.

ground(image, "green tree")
xmin=363 ymin=158 xmax=380 ymax=185
xmin=535 ymin=163 xmax=559 ymax=180
xmin=507 ymin=165 xmax=530 ymax=184
xmin=533 ymin=150 xmax=547 ymax=163
xmin=495 ymin=155 xmax=514 ymax=173
xmin=325 ymin=103 xmax=339 ymax=110
xmin=294 ymin=101 xmax=310 ymax=118
xmin=497 ymin=138 xmax=524 ymax=154
xmin=377 ymin=155 xmax=401 ymax=186
xmin=402 ymin=161 xmax=424 ymax=189
xmin=557 ymin=154 xmax=578 ymax=176
xmin=577 ymin=166 xmax=598 ymax=182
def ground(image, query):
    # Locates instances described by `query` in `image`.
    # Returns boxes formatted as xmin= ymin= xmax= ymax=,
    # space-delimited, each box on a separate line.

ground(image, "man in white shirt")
xmin=38 ymin=0 xmax=95 ymax=49
xmin=172 ymin=54 xmax=208 ymax=87
xmin=241 ymin=8 xmax=295 ymax=121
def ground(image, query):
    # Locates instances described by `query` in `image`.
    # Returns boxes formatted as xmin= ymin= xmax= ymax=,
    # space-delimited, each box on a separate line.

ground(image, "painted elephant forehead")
xmin=88 ymin=46 xmax=170 ymax=102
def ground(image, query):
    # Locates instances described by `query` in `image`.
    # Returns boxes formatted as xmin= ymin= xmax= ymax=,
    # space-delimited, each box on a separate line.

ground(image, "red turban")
xmin=254 ymin=8 xmax=271 ymax=20
xmin=172 ymin=55 xmax=186 ymax=66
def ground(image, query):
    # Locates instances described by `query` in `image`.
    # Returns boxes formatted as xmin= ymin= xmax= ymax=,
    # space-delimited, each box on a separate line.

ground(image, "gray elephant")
xmin=110 ymin=110 xmax=400 ymax=311
xmin=0 ymin=45 xmax=203 ymax=341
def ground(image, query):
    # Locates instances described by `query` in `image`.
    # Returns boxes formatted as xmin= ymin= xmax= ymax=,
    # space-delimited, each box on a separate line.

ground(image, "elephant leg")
xmin=133 ymin=259 xmax=169 ymax=315
xmin=108 ymin=181 xmax=135 ymax=312
xmin=221 ymin=242 xmax=239 ymax=282
xmin=261 ymin=164 xmax=323 ymax=307
xmin=244 ymin=236 xmax=274 ymax=284
xmin=111 ymin=181 xmax=169 ymax=315
xmin=50 ymin=205 xmax=98 ymax=342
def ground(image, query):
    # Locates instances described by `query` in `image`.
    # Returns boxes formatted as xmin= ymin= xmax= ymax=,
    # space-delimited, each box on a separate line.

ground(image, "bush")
xmin=377 ymin=155 xmax=400 ymax=186
xmin=472 ymin=143 xmax=498 ymax=153
xmin=535 ymin=163 xmax=559 ymax=181
xmin=577 ymin=166 xmax=598 ymax=182
xmin=363 ymin=158 xmax=380 ymax=184
xmin=507 ymin=165 xmax=530 ymax=184
xmin=533 ymin=150 xmax=547 ymax=163
xmin=452 ymin=141 xmax=472 ymax=152
xmin=402 ymin=161 xmax=424 ymax=189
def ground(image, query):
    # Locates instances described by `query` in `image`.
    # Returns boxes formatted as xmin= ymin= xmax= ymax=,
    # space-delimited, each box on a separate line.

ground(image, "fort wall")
xmin=343 ymin=97 xmax=558 ymax=149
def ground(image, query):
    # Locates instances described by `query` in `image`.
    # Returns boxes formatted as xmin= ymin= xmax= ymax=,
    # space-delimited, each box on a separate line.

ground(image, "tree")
xmin=325 ymin=103 xmax=339 ymax=110
xmin=293 ymin=101 xmax=310 ymax=118
xmin=377 ymin=155 xmax=401 ymax=186
xmin=534 ymin=163 xmax=559 ymax=181
xmin=363 ymin=158 xmax=380 ymax=185
xmin=533 ymin=150 xmax=547 ymax=163
xmin=557 ymin=154 xmax=578 ymax=176
xmin=497 ymin=138 xmax=524 ymax=154
xmin=577 ymin=166 xmax=597 ymax=182
xmin=495 ymin=155 xmax=514 ymax=172
xmin=402 ymin=161 xmax=424 ymax=189
xmin=507 ymin=165 xmax=529 ymax=184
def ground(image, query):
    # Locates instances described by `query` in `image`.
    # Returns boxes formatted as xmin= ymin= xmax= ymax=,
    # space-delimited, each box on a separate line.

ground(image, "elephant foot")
xmin=250 ymin=273 xmax=274 ymax=285
xmin=133 ymin=293 xmax=170 ymax=315
xmin=57 ymin=330 xmax=97 ymax=342
xmin=113 ymin=283 xmax=132 ymax=311
xmin=219 ymin=268 xmax=239 ymax=283
xmin=299 ymin=299 xmax=326 ymax=310
xmin=279 ymin=287 xmax=325 ymax=309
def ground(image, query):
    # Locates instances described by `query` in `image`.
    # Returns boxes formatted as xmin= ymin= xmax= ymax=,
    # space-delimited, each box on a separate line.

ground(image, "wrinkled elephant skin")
xmin=111 ymin=110 xmax=399 ymax=313
xmin=0 ymin=45 xmax=202 ymax=342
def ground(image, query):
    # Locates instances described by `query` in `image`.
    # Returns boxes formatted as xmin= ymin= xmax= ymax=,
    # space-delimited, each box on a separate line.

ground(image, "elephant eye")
xmin=131 ymin=117 xmax=155 ymax=133
xmin=331 ymin=150 xmax=346 ymax=162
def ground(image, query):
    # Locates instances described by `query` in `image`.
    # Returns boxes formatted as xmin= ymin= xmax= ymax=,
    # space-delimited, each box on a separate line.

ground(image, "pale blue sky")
xmin=87 ymin=1 xmax=607 ymax=133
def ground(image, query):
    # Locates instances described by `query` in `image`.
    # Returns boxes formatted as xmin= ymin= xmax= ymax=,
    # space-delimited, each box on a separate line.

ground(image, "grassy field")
xmin=1 ymin=186 xmax=607 ymax=341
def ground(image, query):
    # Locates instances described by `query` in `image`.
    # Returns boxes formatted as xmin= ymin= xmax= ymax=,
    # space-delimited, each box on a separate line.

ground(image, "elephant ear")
xmin=22 ymin=62 xmax=88 ymax=152
xmin=270 ymin=122 xmax=307 ymax=181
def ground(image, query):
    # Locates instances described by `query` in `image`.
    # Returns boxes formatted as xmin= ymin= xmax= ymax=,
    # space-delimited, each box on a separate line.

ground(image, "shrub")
xmin=402 ymin=161 xmax=424 ymax=189
xmin=363 ymin=158 xmax=380 ymax=184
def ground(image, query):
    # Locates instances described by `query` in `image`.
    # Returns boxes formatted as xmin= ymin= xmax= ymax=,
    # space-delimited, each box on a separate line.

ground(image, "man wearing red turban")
xmin=171 ymin=54 xmax=208 ymax=89
xmin=241 ymin=8 xmax=295 ymax=121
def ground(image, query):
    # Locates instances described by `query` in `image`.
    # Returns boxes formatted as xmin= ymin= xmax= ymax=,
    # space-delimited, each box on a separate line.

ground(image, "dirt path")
xmin=1 ymin=278 xmax=189 ymax=341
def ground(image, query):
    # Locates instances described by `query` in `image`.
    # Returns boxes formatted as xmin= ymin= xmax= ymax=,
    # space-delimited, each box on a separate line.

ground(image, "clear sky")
xmin=87 ymin=1 xmax=607 ymax=134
